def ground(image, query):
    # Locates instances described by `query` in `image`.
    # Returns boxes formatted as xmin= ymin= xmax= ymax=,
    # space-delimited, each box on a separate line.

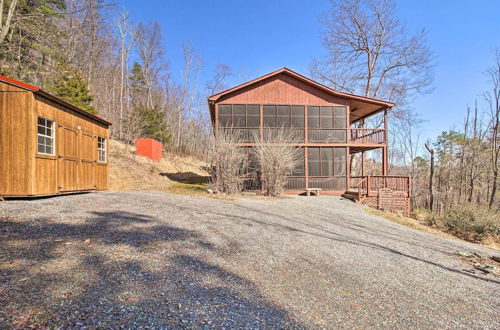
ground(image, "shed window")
xmin=98 ymin=137 xmax=107 ymax=163
xmin=37 ymin=117 xmax=55 ymax=155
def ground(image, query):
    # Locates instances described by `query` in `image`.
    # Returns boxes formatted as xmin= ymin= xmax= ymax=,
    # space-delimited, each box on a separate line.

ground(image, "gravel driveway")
xmin=0 ymin=191 xmax=499 ymax=328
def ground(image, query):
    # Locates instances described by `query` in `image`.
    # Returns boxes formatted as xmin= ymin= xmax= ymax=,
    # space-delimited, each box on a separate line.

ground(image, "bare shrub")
xmin=208 ymin=128 xmax=249 ymax=194
xmin=428 ymin=204 xmax=500 ymax=242
xmin=252 ymin=127 xmax=302 ymax=197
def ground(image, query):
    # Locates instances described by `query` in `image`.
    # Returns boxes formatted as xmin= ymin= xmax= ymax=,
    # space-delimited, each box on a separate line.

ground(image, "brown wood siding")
xmin=0 ymin=82 xmax=33 ymax=196
xmin=218 ymin=73 xmax=350 ymax=107
xmin=34 ymin=94 xmax=109 ymax=194
xmin=0 ymin=81 xmax=109 ymax=197
xmin=212 ymin=72 xmax=390 ymax=193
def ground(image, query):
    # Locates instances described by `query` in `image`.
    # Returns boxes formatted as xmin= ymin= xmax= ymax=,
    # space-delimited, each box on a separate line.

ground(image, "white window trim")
xmin=97 ymin=137 xmax=107 ymax=163
xmin=37 ymin=117 xmax=56 ymax=156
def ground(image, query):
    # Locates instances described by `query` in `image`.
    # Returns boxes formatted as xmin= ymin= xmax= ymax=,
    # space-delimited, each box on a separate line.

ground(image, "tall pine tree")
xmin=48 ymin=64 xmax=97 ymax=114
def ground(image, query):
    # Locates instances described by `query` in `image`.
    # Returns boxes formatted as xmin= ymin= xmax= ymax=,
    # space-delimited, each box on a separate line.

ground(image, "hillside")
xmin=109 ymin=140 xmax=209 ymax=192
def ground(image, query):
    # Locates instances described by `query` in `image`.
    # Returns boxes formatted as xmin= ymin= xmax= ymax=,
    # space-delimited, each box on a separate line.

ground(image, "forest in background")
xmin=0 ymin=0 xmax=224 ymax=157
xmin=0 ymin=0 xmax=498 ymax=214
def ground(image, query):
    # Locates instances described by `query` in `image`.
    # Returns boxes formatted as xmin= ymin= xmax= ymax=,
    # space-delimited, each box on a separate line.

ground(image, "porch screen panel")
xmin=334 ymin=147 xmax=346 ymax=175
xmin=291 ymin=106 xmax=304 ymax=128
xmin=307 ymin=147 xmax=320 ymax=176
xmin=307 ymin=106 xmax=320 ymax=128
xmin=218 ymin=104 xmax=231 ymax=127
xmin=247 ymin=105 xmax=260 ymax=127
xmin=217 ymin=104 xmax=260 ymax=142
xmin=264 ymin=104 xmax=304 ymax=142
xmin=217 ymin=104 xmax=260 ymax=128
xmin=307 ymin=147 xmax=346 ymax=190
xmin=277 ymin=105 xmax=291 ymax=126
xmin=334 ymin=106 xmax=347 ymax=142
xmin=243 ymin=147 xmax=261 ymax=190
xmin=286 ymin=147 xmax=306 ymax=190
xmin=263 ymin=105 xmax=276 ymax=127
xmin=291 ymin=147 xmax=305 ymax=176
xmin=232 ymin=104 xmax=246 ymax=127
xmin=308 ymin=105 xmax=347 ymax=143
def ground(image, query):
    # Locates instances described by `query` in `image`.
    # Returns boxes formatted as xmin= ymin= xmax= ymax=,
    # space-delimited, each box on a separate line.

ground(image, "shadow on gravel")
xmin=0 ymin=211 xmax=302 ymax=328
xmin=167 ymin=202 xmax=500 ymax=286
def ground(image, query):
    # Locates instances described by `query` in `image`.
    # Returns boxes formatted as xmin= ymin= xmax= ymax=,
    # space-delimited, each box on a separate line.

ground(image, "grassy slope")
xmin=108 ymin=140 xmax=209 ymax=193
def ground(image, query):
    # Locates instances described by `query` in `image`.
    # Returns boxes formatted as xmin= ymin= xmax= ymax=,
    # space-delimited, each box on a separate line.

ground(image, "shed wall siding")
xmin=33 ymin=94 xmax=109 ymax=195
xmin=0 ymin=81 xmax=109 ymax=197
xmin=0 ymin=82 xmax=33 ymax=196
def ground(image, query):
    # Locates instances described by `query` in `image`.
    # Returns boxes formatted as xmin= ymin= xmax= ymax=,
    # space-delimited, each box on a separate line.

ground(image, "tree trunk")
xmin=425 ymin=143 xmax=434 ymax=211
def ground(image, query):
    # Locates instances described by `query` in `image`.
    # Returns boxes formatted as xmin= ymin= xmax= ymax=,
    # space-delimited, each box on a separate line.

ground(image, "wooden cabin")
xmin=0 ymin=76 xmax=110 ymax=198
xmin=208 ymin=68 xmax=411 ymax=215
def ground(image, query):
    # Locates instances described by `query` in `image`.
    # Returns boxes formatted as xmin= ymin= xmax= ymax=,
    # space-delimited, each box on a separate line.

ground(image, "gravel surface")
xmin=0 ymin=191 xmax=499 ymax=328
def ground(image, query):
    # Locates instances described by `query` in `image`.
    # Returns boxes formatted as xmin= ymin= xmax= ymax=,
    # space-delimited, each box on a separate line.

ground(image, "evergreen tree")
xmin=0 ymin=0 xmax=67 ymax=82
xmin=129 ymin=61 xmax=147 ymax=108
xmin=137 ymin=106 xmax=171 ymax=145
xmin=48 ymin=64 xmax=97 ymax=114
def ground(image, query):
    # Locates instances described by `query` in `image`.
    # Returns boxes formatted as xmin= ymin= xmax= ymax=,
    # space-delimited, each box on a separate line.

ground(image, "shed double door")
xmin=57 ymin=123 xmax=79 ymax=192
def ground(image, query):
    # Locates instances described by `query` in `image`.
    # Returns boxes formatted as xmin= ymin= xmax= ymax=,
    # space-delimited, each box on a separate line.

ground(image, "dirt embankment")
xmin=108 ymin=140 xmax=209 ymax=192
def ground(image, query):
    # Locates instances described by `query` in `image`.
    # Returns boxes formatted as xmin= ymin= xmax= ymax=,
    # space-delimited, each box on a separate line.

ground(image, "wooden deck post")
xmin=367 ymin=175 xmax=371 ymax=196
xmin=305 ymin=147 xmax=309 ymax=189
xmin=361 ymin=151 xmax=365 ymax=177
xmin=383 ymin=110 xmax=388 ymax=176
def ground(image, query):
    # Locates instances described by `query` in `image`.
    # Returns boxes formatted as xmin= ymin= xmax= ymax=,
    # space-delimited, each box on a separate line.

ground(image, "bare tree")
xmin=314 ymin=0 xmax=434 ymax=104
xmin=424 ymin=142 xmax=434 ymax=211
xmin=252 ymin=128 xmax=302 ymax=196
xmin=0 ymin=0 xmax=19 ymax=45
xmin=208 ymin=128 xmax=249 ymax=194
xmin=206 ymin=63 xmax=233 ymax=96
xmin=485 ymin=48 xmax=500 ymax=208
xmin=133 ymin=21 xmax=166 ymax=110
xmin=175 ymin=42 xmax=204 ymax=152
xmin=116 ymin=10 xmax=132 ymax=139
xmin=312 ymin=0 xmax=434 ymax=176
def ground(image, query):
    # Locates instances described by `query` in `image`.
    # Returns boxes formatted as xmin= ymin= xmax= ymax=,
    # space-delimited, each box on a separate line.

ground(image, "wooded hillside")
xmin=0 ymin=0 xmax=498 ymax=213
xmin=0 ymin=0 xmax=225 ymax=157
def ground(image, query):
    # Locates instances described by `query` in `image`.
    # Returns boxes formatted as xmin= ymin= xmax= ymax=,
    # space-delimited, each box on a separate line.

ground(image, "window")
xmin=291 ymin=105 xmax=305 ymax=127
xmin=37 ymin=117 xmax=55 ymax=155
xmin=307 ymin=106 xmax=346 ymax=128
xmin=308 ymin=147 xmax=346 ymax=176
xmin=98 ymin=137 xmax=107 ymax=163
xmin=264 ymin=104 xmax=305 ymax=128
xmin=218 ymin=104 xmax=260 ymax=128
xmin=291 ymin=148 xmax=305 ymax=176
xmin=263 ymin=105 xmax=276 ymax=127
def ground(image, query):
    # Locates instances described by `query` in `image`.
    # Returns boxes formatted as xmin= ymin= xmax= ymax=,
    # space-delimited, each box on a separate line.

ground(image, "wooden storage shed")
xmin=0 ymin=76 xmax=111 ymax=197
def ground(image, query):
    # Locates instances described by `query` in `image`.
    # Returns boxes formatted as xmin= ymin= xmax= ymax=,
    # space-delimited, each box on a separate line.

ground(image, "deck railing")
xmin=350 ymin=128 xmax=385 ymax=144
xmin=308 ymin=129 xmax=347 ymax=143
xmin=350 ymin=175 xmax=410 ymax=197
xmin=219 ymin=127 xmax=386 ymax=145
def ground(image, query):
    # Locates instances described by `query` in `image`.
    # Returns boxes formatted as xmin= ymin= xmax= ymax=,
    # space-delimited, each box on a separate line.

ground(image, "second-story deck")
xmin=220 ymin=127 xmax=386 ymax=150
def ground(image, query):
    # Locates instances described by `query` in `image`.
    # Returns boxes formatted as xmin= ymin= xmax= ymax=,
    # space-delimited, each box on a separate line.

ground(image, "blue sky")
xmin=115 ymin=0 xmax=500 ymax=142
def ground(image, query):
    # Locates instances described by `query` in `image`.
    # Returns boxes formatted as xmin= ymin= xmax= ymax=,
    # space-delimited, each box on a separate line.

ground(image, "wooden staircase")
xmin=343 ymin=176 xmax=411 ymax=216
xmin=342 ymin=190 xmax=362 ymax=203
